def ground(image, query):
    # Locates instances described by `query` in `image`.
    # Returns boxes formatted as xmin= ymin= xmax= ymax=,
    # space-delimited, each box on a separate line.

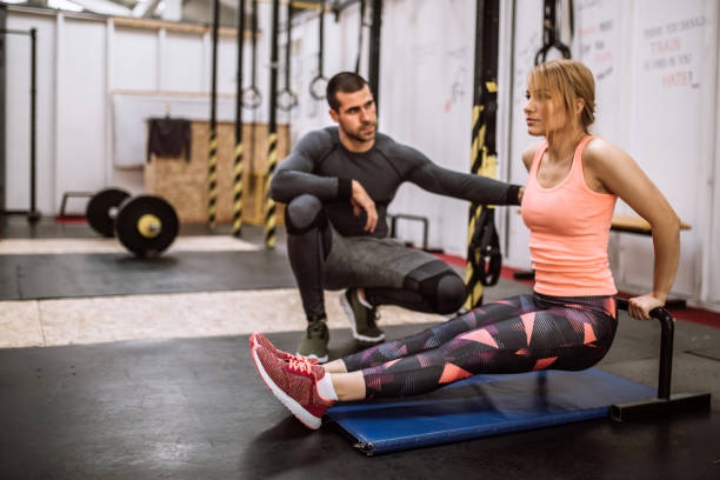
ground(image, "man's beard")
xmin=344 ymin=123 xmax=376 ymax=143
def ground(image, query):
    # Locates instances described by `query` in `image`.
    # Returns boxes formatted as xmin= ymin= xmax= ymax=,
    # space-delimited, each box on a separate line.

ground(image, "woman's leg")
xmin=334 ymin=295 xmax=536 ymax=373
xmin=332 ymin=295 xmax=617 ymax=400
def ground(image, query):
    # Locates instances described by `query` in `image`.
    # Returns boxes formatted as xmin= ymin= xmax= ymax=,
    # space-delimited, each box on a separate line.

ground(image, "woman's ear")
xmin=575 ymin=97 xmax=586 ymax=116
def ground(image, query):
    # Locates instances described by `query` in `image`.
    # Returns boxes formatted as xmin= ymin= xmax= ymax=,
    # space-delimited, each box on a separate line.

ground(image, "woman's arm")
xmin=583 ymin=139 xmax=681 ymax=319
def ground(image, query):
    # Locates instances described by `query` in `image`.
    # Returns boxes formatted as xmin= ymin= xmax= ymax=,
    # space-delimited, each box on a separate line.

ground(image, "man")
xmin=270 ymin=72 xmax=522 ymax=363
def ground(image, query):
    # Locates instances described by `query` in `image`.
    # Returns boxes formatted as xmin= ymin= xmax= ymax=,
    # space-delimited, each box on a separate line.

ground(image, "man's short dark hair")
xmin=326 ymin=72 xmax=369 ymax=111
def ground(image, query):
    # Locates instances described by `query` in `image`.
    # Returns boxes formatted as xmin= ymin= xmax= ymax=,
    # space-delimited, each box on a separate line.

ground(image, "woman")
xmin=250 ymin=59 xmax=681 ymax=430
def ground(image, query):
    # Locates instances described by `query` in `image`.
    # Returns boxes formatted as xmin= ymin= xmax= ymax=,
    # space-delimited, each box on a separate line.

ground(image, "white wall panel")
xmin=216 ymin=35 xmax=238 ymax=95
xmin=379 ymin=0 xmax=477 ymax=255
xmin=3 ymin=1 xmax=720 ymax=307
xmin=621 ymin=0 xmax=709 ymax=298
xmin=5 ymin=13 xmax=55 ymax=213
xmin=5 ymin=15 xmax=55 ymax=213
xmin=55 ymin=18 xmax=107 ymax=204
xmin=505 ymin=0 xmax=543 ymax=271
xmin=162 ymin=31 xmax=205 ymax=92
xmin=113 ymin=27 xmax=158 ymax=91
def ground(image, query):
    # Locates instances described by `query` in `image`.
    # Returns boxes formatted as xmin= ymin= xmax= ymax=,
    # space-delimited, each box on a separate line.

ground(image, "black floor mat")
xmin=0 ymin=249 xmax=296 ymax=300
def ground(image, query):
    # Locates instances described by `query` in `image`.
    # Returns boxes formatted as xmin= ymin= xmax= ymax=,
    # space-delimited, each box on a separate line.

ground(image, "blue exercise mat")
xmin=326 ymin=368 xmax=655 ymax=455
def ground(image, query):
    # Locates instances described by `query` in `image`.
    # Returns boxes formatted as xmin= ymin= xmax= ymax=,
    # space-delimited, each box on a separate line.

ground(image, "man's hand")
xmin=351 ymin=180 xmax=377 ymax=233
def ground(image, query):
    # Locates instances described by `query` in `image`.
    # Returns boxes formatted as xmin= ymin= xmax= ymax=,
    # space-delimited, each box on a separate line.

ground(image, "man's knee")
xmin=404 ymin=260 xmax=467 ymax=314
xmin=433 ymin=274 xmax=467 ymax=313
xmin=285 ymin=194 xmax=326 ymax=235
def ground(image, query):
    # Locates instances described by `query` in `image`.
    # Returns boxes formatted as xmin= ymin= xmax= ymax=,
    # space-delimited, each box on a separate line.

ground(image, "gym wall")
xmin=2 ymin=0 xmax=720 ymax=310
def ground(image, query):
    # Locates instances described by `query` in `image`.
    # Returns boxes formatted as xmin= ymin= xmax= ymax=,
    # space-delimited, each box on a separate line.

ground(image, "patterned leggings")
xmin=342 ymin=293 xmax=618 ymax=399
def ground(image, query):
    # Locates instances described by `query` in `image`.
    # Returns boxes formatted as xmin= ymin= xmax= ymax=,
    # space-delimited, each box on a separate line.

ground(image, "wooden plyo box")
xmin=144 ymin=120 xmax=289 ymax=225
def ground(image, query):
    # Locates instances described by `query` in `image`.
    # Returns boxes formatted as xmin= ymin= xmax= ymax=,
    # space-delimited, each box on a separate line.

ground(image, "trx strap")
xmin=355 ymin=0 xmax=366 ymax=74
xmin=242 ymin=0 xmax=262 ymax=109
xmin=277 ymin=0 xmax=298 ymax=111
xmin=534 ymin=0 xmax=572 ymax=65
xmin=367 ymin=0 xmax=382 ymax=109
xmin=465 ymin=0 xmax=502 ymax=310
xmin=232 ymin=0 xmax=246 ymax=236
xmin=467 ymin=201 xmax=502 ymax=287
xmin=309 ymin=1 xmax=328 ymax=100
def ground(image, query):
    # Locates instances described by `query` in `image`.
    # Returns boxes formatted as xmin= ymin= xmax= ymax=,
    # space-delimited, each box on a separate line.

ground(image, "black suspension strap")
xmin=465 ymin=0 xmax=502 ymax=310
xmin=534 ymin=0 xmax=572 ymax=65
xmin=367 ymin=0 xmax=382 ymax=109
xmin=277 ymin=0 xmax=298 ymax=111
xmin=242 ymin=0 xmax=262 ymax=109
xmin=354 ymin=0 xmax=366 ymax=74
xmin=309 ymin=0 xmax=328 ymax=100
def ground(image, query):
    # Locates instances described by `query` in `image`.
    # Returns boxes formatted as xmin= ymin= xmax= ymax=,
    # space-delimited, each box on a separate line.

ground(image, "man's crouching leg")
xmin=364 ymin=259 xmax=468 ymax=318
xmin=285 ymin=194 xmax=333 ymax=363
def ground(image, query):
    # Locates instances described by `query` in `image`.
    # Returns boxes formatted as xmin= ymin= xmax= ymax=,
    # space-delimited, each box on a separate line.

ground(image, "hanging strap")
xmin=534 ymin=0 xmax=572 ymax=65
xmin=242 ymin=0 xmax=263 ymax=109
xmin=465 ymin=0 xmax=502 ymax=309
xmin=467 ymin=205 xmax=502 ymax=287
xmin=354 ymin=0 xmax=366 ymax=74
xmin=278 ymin=0 xmax=299 ymax=111
xmin=309 ymin=0 xmax=329 ymax=100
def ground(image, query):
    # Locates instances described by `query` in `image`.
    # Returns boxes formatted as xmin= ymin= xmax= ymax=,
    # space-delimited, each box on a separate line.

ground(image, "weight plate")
xmin=115 ymin=195 xmax=179 ymax=257
xmin=86 ymin=188 xmax=131 ymax=237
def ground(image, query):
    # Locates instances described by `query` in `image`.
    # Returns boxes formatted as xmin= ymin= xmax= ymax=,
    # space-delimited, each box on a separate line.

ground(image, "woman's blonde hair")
xmin=529 ymin=59 xmax=596 ymax=133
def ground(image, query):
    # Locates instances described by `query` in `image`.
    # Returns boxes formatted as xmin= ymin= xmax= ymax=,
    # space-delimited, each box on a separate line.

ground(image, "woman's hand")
xmin=627 ymin=293 xmax=665 ymax=320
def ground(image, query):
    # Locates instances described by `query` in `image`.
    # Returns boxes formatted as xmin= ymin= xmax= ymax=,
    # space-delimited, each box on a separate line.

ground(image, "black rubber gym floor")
xmin=0 ymin=249 xmax=295 ymax=300
xmin=0 ymin=219 xmax=296 ymax=300
xmin=1 ymin=217 xmax=719 ymax=479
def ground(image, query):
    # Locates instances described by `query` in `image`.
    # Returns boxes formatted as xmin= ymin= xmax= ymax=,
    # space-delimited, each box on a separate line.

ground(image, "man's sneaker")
xmin=297 ymin=318 xmax=330 ymax=364
xmin=251 ymin=345 xmax=334 ymax=430
xmin=250 ymin=332 xmax=318 ymax=365
xmin=340 ymin=288 xmax=385 ymax=343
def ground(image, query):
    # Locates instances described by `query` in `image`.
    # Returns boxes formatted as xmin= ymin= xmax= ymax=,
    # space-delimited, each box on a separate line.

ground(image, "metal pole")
xmin=368 ymin=0 xmax=382 ymax=109
xmin=264 ymin=0 xmax=280 ymax=248
xmin=0 ymin=28 xmax=41 ymax=220
xmin=0 ymin=10 xmax=7 ymax=216
xmin=28 ymin=27 xmax=39 ymax=223
xmin=0 ymin=27 xmax=42 ymax=220
xmin=233 ymin=0 xmax=246 ymax=236
xmin=207 ymin=0 xmax=220 ymax=229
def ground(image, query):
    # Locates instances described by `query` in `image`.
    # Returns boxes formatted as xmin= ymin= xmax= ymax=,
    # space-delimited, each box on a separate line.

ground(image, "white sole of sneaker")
xmin=251 ymin=346 xmax=323 ymax=430
xmin=339 ymin=291 xmax=385 ymax=343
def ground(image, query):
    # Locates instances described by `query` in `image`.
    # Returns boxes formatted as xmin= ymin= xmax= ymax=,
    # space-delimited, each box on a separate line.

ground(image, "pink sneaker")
xmin=249 ymin=332 xmax=318 ymax=365
xmin=251 ymin=344 xmax=334 ymax=430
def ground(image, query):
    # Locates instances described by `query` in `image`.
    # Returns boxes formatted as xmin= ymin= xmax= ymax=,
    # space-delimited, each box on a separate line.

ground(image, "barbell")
xmin=86 ymin=188 xmax=179 ymax=258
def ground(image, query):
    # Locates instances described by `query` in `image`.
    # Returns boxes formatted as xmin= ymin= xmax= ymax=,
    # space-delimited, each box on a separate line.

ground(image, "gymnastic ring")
xmin=309 ymin=75 xmax=328 ymax=101
xmin=277 ymin=89 xmax=299 ymax=111
xmin=242 ymin=86 xmax=262 ymax=109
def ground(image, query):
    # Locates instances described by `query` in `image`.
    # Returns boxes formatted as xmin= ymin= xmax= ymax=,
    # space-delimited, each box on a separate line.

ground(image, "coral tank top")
xmin=521 ymin=136 xmax=618 ymax=296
